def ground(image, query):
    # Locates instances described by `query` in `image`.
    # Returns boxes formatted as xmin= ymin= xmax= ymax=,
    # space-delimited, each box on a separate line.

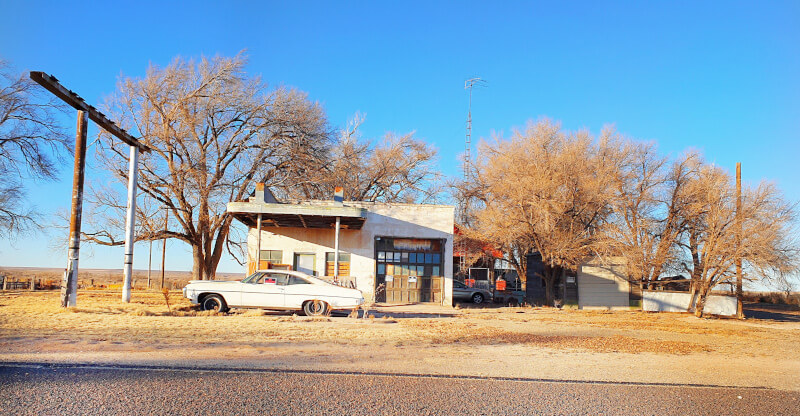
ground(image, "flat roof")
xmin=227 ymin=201 xmax=367 ymax=230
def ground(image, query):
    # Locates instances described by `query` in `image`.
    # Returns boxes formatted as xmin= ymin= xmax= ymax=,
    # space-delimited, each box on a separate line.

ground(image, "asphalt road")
xmin=1 ymin=363 xmax=798 ymax=415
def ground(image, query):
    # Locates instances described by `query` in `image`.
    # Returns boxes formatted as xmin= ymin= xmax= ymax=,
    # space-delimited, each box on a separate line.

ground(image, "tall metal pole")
xmin=736 ymin=163 xmax=743 ymax=319
xmin=61 ymin=110 xmax=88 ymax=307
xmin=122 ymin=146 xmax=140 ymax=302
xmin=334 ymin=216 xmax=341 ymax=278
xmin=256 ymin=213 xmax=262 ymax=271
xmin=160 ymin=208 xmax=168 ymax=289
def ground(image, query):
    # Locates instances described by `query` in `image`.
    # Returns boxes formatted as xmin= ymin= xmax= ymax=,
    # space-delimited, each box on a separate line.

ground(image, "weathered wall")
xmin=642 ymin=291 xmax=737 ymax=316
xmin=247 ymin=201 xmax=454 ymax=304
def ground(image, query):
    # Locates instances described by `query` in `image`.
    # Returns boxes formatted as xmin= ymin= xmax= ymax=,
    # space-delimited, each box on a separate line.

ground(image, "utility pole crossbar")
xmin=29 ymin=72 xmax=149 ymax=152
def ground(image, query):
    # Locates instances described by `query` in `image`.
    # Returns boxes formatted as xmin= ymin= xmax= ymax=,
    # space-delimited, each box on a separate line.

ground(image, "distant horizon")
xmin=0 ymin=266 xmax=245 ymax=275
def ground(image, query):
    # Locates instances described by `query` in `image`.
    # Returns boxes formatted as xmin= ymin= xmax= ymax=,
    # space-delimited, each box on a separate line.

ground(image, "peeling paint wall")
xmin=247 ymin=202 xmax=455 ymax=304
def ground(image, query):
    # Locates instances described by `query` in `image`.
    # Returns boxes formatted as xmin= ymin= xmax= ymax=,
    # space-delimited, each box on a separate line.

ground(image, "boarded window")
xmin=325 ymin=252 xmax=351 ymax=276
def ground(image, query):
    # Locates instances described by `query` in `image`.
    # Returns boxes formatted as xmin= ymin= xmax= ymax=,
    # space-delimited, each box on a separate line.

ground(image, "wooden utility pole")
xmin=736 ymin=163 xmax=744 ymax=319
xmin=147 ymin=239 xmax=153 ymax=289
xmin=62 ymin=110 xmax=88 ymax=307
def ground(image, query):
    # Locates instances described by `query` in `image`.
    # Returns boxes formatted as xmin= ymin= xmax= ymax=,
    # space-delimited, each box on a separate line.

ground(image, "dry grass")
xmin=459 ymin=306 xmax=769 ymax=337
xmin=0 ymin=290 xmax=795 ymax=358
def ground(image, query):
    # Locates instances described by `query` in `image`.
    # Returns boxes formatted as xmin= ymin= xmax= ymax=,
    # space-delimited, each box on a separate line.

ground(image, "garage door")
xmin=375 ymin=237 xmax=444 ymax=303
xmin=578 ymin=261 xmax=629 ymax=309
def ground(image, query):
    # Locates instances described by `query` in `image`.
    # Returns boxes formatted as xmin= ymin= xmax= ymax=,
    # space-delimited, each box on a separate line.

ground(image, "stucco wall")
xmin=642 ymin=291 xmax=737 ymax=316
xmin=247 ymin=201 xmax=455 ymax=304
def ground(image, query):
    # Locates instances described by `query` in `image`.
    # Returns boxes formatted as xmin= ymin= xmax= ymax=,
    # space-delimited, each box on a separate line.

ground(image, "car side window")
xmin=454 ymin=281 xmax=466 ymax=289
xmin=287 ymin=276 xmax=310 ymax=285
xmin=261 ymin=273 xmax=289 ymax=286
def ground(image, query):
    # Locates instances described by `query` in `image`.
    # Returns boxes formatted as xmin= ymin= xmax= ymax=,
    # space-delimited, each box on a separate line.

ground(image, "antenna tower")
xmin=459 ymin=78 xmax=486 ymax=280
xmin=463 ymin=78 xmax=485 ymax=181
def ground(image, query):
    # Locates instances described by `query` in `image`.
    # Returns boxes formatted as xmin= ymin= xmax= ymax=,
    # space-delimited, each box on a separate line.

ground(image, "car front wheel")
xmin=471 ymin=293 xmax=484 ymax=304
xmin=201 ymin=294 xmax=228 ymax=313
xmin=303 ymin=300 xmax=329 ymax=316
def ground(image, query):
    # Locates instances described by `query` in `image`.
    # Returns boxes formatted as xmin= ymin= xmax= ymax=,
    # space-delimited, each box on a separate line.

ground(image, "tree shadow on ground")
xmin=744 ymin=302 xmax=800 ymax=322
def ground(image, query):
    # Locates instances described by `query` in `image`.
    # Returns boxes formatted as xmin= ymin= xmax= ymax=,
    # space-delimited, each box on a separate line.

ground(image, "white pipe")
xmin=334 ymin=216 xmax=340 ymax=278
xmin=256 ymin=214 xmax=262 ymax=270
xmin=122 ymin=145 xmax=139 ymax=302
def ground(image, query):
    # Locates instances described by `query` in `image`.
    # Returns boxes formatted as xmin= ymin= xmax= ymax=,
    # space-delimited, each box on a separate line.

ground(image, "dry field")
xmin=0 ymin=266 xmax=243 ymax=290
xmin=1 ymin=289 xmax=799 ymax=391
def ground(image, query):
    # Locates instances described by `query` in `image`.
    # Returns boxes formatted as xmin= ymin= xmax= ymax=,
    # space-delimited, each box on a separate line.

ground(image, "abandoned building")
xmin=226 ymin=184 xmax=455 ymax=305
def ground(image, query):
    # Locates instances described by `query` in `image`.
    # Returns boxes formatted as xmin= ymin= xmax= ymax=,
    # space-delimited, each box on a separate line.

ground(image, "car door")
xmin=240 ymin=272 xmax=287 ymax=308
xmin=282 ymin=274 xmax=315 ymax=309
xmin=452 ymin=281 xmax=469 ymax=301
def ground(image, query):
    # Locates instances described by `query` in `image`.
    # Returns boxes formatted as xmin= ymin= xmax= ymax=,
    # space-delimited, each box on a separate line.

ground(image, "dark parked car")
xmin=453 ymin=280 xmax=493 ymax=304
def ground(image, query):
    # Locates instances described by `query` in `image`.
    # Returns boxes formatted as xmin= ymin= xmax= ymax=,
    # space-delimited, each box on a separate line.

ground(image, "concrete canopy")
xmin=227 ymin=201 xmax=367 ymax=230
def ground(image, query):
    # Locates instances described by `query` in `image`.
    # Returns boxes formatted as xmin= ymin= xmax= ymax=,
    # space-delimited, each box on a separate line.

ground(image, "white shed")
xmin=577 ymin=257 xmax=630 ymax=310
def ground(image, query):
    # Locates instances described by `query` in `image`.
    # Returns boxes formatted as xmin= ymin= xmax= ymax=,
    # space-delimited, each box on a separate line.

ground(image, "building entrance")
xmin=375 ymin=237 xmax=444 ymax=303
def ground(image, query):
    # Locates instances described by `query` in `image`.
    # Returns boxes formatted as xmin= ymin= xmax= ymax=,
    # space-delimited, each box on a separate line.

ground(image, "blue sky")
xmin=1 ymin=0 xmax=798 ymax=275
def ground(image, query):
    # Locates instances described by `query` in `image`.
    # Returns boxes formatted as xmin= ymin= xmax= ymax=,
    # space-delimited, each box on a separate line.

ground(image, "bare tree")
xmin=0 ymin=59 xmax=70 ymax=238
xmin=461 ymin=119 xmax=620 ymax=305
xmin=680 ymin=165 xmax=798 ymax=317
xmin=608 ymin=148 xmax=703 ymax=289
xmin=82 ymin=54 xmax=331 ymax=280
xmin=288 ymin=113 xmax=441 ymax=203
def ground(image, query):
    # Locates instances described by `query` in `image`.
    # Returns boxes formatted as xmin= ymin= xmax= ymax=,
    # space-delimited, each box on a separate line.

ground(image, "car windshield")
xmin=242 ymin=272 xmax=263 ymax=284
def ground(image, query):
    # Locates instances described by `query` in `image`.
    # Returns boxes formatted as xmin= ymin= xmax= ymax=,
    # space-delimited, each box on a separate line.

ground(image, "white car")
xmin=182 ymin=269 xmax=365 ymax=316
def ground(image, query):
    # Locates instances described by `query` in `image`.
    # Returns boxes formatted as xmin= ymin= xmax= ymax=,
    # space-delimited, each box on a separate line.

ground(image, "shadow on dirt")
xmin=744 ymin=302 xmax=800 ymax=322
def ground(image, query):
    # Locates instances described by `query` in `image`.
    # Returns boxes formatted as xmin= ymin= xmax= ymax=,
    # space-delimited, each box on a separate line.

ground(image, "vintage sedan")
xmin=182 ymin=270 xmax=365 ymax=316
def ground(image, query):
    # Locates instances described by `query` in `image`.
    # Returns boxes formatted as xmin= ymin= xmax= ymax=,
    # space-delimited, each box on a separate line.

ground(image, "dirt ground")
xmin=1 ymin=289 xmax=798 ymax=391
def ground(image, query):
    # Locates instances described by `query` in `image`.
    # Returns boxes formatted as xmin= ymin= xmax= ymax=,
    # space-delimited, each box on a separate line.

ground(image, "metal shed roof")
xmin=227 ymin=201 xmax=367 ymax=230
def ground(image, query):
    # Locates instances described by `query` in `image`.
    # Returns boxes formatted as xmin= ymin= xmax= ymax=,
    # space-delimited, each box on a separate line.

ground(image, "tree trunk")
xmin=542 ymin=264 xmax=559 ymax=307
xmin=191 ymin=243 xmax=206 ymax=281
xmin=693 ymin=282 xmax=711 ymax=318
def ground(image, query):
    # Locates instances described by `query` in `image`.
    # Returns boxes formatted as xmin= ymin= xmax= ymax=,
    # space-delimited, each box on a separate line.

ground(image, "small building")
xmin=226 ymin=184 xmax=455 ymax=305
xmin=575 ymin=257 xmax=632 ymax=310
xmin=525 ymin=255 xmax=635 ymax=309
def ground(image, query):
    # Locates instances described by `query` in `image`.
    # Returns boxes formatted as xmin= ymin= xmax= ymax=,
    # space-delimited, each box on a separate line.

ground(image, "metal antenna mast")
xmin=463 ymin=78 xmax=485 ymax=180
xmin=459 ymin=78 xmax=486 ymax=281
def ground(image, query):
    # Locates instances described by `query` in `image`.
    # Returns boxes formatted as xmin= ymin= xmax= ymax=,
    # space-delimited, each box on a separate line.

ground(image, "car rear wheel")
xmin=201 ymin=294 xmax=228 ymax=313
xmin=471 ymin=293 xmax=484 ymax=304
xmin=303 ymin=300 xmax=329 ymax=316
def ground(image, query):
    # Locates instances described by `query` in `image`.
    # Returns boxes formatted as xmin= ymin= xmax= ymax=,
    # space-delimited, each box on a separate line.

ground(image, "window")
xmin=288 ymin=275 xmax=311 ymax=285
xmin=259 ymin=250 xmax=283 ymax=264
xmin=256 ymin=272 xmax=289 ymax=285
xmin=243 ymin=271 xmax=264 ymax=283
xmin=325 ymin=252 xmax=351 ymax=276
